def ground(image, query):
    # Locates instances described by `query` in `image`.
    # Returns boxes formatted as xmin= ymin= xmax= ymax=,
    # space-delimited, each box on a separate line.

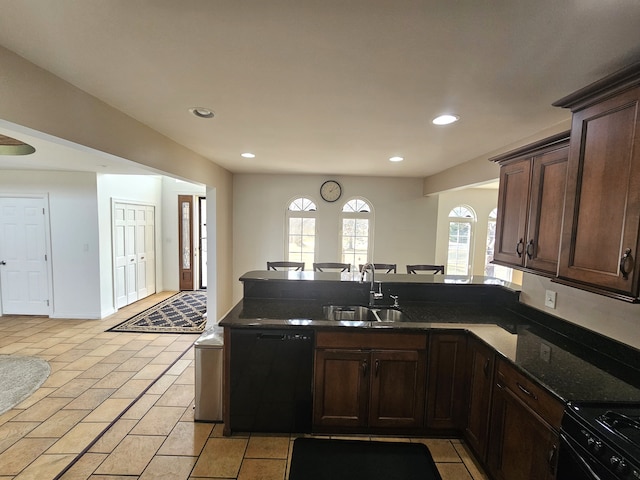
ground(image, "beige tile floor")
xmin=0 ymin=292 xmax=488 ymax=480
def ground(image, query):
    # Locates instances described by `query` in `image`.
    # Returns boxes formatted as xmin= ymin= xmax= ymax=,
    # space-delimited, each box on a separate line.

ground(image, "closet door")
xmin=113 ymin=202 xmax=156 ymax=308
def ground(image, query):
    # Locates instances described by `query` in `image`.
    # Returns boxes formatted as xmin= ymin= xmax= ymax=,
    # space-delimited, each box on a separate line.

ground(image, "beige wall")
xmin=232 ymin=174 xmax=439 ymax=302
xmin=0 ymin=46 xmax=235 ymax=319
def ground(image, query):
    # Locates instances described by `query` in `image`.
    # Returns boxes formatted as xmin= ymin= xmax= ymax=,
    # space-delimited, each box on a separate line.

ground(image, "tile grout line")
xmin=51 ymin=338 xmax=196 ymax=480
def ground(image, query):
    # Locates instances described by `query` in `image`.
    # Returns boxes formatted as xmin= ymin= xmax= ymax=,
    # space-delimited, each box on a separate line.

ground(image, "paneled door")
xmin=178 ymin=195 xmax=194 ymax=291
xmin=0 ymin=196 xmax=50 ymax=315
xmin=113 ymin=202 xmax=155 ymax=308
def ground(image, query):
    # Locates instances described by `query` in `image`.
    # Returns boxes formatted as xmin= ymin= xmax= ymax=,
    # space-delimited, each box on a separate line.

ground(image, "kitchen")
xmin=1 ymin=2 xmax=640 ymax=479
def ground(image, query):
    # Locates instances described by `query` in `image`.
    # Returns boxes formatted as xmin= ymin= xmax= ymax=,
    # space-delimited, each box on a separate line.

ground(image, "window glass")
xmin=447 ymin=205 xmax=476 ymax=275
xmin=485 ymin=208 xmax=513 ymax=281
xmin=341 ymin=198 xmax=372 ymax=269
xmin=286 ymin=198 xmax=317 ymax=265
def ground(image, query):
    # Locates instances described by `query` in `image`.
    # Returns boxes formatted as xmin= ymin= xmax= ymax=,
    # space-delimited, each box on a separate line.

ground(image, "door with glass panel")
xmin=179 ymin=195 xmax=194 ymax=290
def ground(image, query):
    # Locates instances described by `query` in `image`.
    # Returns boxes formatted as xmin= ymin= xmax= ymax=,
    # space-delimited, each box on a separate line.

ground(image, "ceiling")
xmin=0 ymin=0 xmax=640 ymax=179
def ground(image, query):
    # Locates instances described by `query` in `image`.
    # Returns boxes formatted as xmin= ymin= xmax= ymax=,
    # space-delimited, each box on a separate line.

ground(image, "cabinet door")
xmin=464 ymin=338 xmax=495 ymax=462
xmin=426 ymin=333 xmax=467 ymax=431
xmin=313 ymin=349 xmax=369 ymax=428
xmin=494 ymin=159 xmax=531 ymax=267
xmin=488 ymin=385 xmax=559 ymax=480
xmin=526 ymin=147 xmax=569 ymax=274
xmin=369 ymin=350 xmax=426 ymax=429
xmin=559 ymin=85 xmax=640 ymax=297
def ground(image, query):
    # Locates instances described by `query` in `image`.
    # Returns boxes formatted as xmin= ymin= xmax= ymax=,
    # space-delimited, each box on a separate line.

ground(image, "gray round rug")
xmin=0 ymin=355 xmax=51 ymax=415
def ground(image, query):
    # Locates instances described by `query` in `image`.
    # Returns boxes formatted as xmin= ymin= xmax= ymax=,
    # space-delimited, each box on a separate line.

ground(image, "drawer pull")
xmin=375 ymin=359 xmax=380 ymax=377
xmin=548 ymin=444 xmax=558 ymax=472
xmin=483 ymin=358 xmax=490 ymax=378
xmin=516 ymin=382 xmax=538 ymax=400
xmin=362 ymin=360 xmax=368 ymax=376
xmin=516 ymin=239 xmax=525 ymax=258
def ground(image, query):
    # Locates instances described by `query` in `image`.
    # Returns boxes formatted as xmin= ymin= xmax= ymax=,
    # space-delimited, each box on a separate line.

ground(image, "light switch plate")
xmin=544 ymin=290 xmax=557 ymax=309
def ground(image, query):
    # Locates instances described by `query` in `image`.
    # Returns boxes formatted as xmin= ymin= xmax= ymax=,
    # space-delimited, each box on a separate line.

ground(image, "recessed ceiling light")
xmin=189 ymin=107 xmax=215 ymax=119
xmin=432 ymin=114 xmax=459 ymax=125
xmin=389 ymin=156 xmax=404 ymax=162
xmin=241 ymin=152 xmax=255 ymax=158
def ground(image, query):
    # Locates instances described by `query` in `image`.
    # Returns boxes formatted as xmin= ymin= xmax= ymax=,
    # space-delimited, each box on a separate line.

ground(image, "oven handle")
xmin=559 ymin=433 xmax=603 ymax=480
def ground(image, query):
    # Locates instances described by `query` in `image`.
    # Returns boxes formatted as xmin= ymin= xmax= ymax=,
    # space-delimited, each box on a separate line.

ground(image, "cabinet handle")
xmin=375 ymin=359 xmax=380 ymax=377
xmin=620 ymin=248 xmax=633 ymax=279
xmin=548 ymin=444 xmax=558 ymax=472
xmin=362 ymin=360 xmax=368 ymax=376
xmin=483 ymin=358 xmax=490 ymax=378
xmin=516 ymin=239 xmax=525 ymax=258
xmin=526 ymin=239 xmax=534 ymax=260
xmin=516 ymin=382 xmax=538 ymax=400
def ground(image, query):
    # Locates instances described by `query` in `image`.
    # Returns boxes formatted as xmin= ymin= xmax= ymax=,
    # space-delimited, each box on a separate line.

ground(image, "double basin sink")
xmin=322 ymin=305 xmax=409 ymax=322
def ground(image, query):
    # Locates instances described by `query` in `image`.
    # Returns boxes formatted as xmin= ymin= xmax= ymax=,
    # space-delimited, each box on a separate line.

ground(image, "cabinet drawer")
xmin=496 ymin=359 xmax=563 ymax=429
xmin=316 ymin=331 xmax=427 ymax=350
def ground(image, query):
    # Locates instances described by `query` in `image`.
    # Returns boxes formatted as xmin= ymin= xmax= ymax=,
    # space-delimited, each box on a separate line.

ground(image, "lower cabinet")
xmin=313 ymin=331 xmax=427 ymax=432
xmin=487 ymin=359 xmax=562 ymax=480
xmin=464 ymin=336 xmax=495 ymax=462
xmin=426 ymin=333 xmax=467 ymax=431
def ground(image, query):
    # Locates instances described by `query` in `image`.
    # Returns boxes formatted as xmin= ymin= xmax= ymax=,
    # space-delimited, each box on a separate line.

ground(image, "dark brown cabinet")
xmin=313 ymin=331 xmax=427 ymax=432
xmin=426 ymin=333 xmax=467 ymax=431
xmin=491 ymin=132 xmax=569 ymax=275
xmin=487 ymin=359 xmax=563 ymax=480
xmin=553 ymin=66 xmax=640 ymax=300
xmin=464 ymin=336 xmax=495 ymax=462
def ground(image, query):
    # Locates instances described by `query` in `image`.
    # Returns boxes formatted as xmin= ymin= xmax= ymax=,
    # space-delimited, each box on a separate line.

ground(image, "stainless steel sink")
xmin=370 ymin=308 xmax=409 ymax=322
xmin=322 ymin=305 xmax=409 ymax=322
xmin=322 ymin=305 xmax=374 ymax=321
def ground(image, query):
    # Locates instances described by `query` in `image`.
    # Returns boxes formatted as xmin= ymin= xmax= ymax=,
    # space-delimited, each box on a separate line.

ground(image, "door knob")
xmin=0 ymin=261 xmax=6 ymax=265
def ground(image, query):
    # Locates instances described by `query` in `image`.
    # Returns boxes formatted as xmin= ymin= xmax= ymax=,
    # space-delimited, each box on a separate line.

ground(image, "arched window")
xmin=286 ymin=197 xmax=317 ymax=266
xmin=340 ymin=198 xmax=372 ymax=270
xmin=485 ymin=208 xmax=512 ymax=281
xmin=447 ymin=205 xmax=475 ymax=275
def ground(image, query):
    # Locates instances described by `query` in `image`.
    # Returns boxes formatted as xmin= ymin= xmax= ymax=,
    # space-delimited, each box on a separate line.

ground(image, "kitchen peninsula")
xmin=219 ymin=270 xmax=640 ymax=479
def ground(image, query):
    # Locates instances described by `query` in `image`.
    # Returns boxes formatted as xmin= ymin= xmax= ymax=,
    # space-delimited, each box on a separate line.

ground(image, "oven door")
xmin=557 ymin=432 xmax=616 ymax=480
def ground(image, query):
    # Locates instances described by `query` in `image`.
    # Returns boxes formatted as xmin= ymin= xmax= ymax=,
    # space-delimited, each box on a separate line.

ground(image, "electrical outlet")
xmin=544 ymin=290 xmax=557 ymax=309
xmin=540 ymin=343 xmax=551 ymax=363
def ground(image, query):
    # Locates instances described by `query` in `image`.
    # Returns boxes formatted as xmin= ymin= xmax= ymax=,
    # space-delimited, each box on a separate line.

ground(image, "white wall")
xmin=96 ymin=174 xmax=164 ymax=317
xmin=232 ymin=174 xmax=438 ymax=301
xmin=0 ymin=171 xmax=102 ymax=318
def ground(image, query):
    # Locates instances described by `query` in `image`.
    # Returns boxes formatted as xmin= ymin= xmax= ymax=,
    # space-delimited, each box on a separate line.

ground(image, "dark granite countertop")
xmin=220 ymin=296 xmax=640 ymax=405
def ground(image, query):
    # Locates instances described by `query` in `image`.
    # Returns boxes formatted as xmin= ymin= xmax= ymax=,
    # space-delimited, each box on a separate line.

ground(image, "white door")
xmin=113 ymin=203 xmax=128 ymax=308
xmin=113 ymin=202 xmax=155 ymax=309
xmin=0 ymin=197 xmax=50 ymax=315
xmin=124 ymin=206 xmax=138 ymax=304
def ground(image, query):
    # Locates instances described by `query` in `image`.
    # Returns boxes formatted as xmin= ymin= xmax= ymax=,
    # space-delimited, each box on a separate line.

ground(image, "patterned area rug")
xmin=107 ymin=291 xmax=208 ymax=334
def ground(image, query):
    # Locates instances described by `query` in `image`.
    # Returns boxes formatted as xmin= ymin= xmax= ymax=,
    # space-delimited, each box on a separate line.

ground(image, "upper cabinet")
xmin=553 ymin=64 xmax=640 ymax=301
xmin=490 ymin=132 xmax=570 ymax=275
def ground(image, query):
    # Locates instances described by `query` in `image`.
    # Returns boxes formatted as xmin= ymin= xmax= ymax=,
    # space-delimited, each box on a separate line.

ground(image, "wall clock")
xmin=320 ymin=180 xmax=342 ymax=202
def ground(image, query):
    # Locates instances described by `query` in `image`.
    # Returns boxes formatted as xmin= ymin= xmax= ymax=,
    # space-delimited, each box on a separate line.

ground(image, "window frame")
xmin=339 ymin=197 xmax=374 ymax=270
xmin=447 ymin=205 xmax=476 ymax=276
xmin=285 ymin=196 xmax=318 ymax=265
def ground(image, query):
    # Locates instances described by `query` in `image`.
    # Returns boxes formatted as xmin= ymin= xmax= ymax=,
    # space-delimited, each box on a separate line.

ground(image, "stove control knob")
xmin=616 ymin=458 xmax=628 ymax=474
xmin=588 ymin=438 xmax=603 ymax=454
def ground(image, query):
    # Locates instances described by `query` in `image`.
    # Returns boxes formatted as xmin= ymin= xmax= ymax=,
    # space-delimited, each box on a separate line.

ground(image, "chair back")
xmin=359 ymin=263 xmax=397 ymax=274
xmin=267 ymin=261 xmax=305 ymax=271
xmin=406 ymin=264 xmax=445 ymax=274
xmin=313 ymin=262 xmax=351 ymax=272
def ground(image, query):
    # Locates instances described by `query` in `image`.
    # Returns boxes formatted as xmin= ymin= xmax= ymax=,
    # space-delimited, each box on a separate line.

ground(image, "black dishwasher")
xmin=229 ymin=328 xmax=314 ymax=433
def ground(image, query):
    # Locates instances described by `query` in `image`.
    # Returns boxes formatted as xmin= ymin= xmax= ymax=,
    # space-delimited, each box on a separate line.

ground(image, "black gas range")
xmin=558 ymin=402 xmax=640 ymax=480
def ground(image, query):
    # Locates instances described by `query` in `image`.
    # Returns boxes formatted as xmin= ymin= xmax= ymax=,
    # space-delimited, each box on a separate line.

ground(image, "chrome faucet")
xmin=361 ymin=263 xmax=383 ymax=306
